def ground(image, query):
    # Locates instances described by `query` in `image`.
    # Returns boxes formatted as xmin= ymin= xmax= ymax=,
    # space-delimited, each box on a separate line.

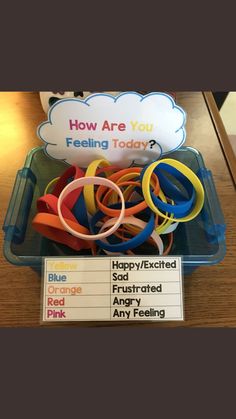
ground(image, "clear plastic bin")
xmin=2 ymin=146 xmax=226 ymax=274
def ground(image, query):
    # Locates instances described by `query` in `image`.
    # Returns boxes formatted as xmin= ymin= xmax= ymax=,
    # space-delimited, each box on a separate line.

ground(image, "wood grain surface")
xmin=0 ymin=91 xmax=235 ymax=327
xmin=204 ymin=91 xmax=236 ymax=186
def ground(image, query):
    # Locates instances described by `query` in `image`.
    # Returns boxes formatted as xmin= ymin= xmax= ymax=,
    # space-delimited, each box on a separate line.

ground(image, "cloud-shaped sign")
xmin=38 ymin=92 xmax=186 ymax=168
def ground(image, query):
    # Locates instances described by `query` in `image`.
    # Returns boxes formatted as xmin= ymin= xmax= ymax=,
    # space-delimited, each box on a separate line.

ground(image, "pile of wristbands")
xmin=32 ymin=158 xmax=205 ymax=256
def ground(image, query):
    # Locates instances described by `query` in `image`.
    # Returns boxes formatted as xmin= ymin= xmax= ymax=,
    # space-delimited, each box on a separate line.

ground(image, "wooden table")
xmin=0 ymin=92 xmax=235 ymax=327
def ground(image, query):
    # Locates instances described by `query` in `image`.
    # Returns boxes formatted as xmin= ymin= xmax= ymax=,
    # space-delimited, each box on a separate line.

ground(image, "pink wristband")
xmin=57 ymin=176 xmax=125 ymax=241
xmin=161 ymin=222 xmax=179 ymax=234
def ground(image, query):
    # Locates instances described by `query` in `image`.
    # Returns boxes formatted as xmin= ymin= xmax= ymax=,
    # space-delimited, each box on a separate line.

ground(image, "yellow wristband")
xmin=105 ymin=172 xmax=140 ymax=204
xmin=84 ymin=159 xmax=111 ymax=214
xmin=116 ymin=172 xmax=173 ymax=233
xmin=108 ymin=171 xmax=173 ymax=232
xmin=44 ymin=177 xmax=60 ymax=195
xmin=117 ymin=172 xmax=157 ymax=201
xmin=142 ymin=158 xmax=205 ymax=222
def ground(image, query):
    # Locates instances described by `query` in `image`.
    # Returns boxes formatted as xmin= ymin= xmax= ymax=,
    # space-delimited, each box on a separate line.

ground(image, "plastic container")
xmin=2 ymin=146 xmax=226 ymax=275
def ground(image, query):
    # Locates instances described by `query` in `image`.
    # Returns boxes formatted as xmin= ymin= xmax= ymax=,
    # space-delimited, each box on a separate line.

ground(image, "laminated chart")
xmin=42 ymin=257 xmax=184 ymax=322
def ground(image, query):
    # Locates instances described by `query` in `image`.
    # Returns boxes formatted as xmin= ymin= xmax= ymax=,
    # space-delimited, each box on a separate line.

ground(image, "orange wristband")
xmin=32 ymin=213 xmax=96 ymax=253
xmin=96 ymin=170 xmax=160 ymax=217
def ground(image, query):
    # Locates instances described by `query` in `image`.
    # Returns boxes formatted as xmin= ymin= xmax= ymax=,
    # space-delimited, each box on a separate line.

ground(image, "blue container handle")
xmin=197 ymin=168 xmax=226 ymax=242
xmin=3 ymin=168 xmax=36 ymax=244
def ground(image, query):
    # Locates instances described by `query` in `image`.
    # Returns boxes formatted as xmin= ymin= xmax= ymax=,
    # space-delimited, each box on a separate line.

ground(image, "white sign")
xmin=38 ymin=92 xmax=186 ymax=168
xmin=42 ymin=256 xmax=184 ymax=322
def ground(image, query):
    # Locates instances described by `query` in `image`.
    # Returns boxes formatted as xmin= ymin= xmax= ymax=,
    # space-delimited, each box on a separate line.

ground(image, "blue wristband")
xmin=140 ymin=163 xmax=196 ymax=217
xmin=155 ymin=163 xmax=195 ymax=203
xmin=90 ymin=207 xmax=155 ymax=252
xmin=72 ymin=192 xmax=90 ymax=228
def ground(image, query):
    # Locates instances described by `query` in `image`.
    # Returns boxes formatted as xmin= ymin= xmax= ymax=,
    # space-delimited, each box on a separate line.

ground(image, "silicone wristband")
xmin=111 ymin=228 xmax=173 ymax=256
xmin=163 ymin=233 xmax=173 ymax=256
xmin=155 ymin=163 xmax=195 ymax=203
xmin=103 ymin=172 xmax=158 ymax=204
xmin=102 ymin=171 xmax=141 ymax=205
xmin=57 ymin=177 xmax=125 ymax=240
xmin=142 ymin=159 xmax=205 ymax=222
xmin=125 ymin=192 xmax=178 ymax=234
xmin=97 ymin=215 xmax=163 ymax=254
xmin=98 ymin=181 xmax=148 ymax=216
xmin=117 ymin=225 xmax=173 ymax=255
xmin=90 ymin=210 xmax=156 ymax=252
xmin=32 ymin=213 xmax=95 ymax=251
xmin=71 ymin=191 xmax=90 ymax=228
xmin=94 ymin=165 xmax=123 ymax=205
xmin=52 ymin=165 xmax=84 ymax=196
xmin=140 ymin=164 xmax=196 ymax=217
xmin=52 ymin=165 xmax=85 ymax=209
xmin=153 ymin=164 xmax=196 ymax=215
xmin=115 ymin=225 xmax=160 ymax=246
xmin=101 ymin=235 xmax=154 ymax=256
xmin=37 ymin=194 xmax=78 ymax=222
xmin=40 ymin=188 xmax=91 ymax=229
xmin=155 ymin=216 xmax=176 ymax=235
xmin=131 ymin=182 xmax=186 ymax=234
xmin=84 ymin=159 xmax=111 ymax=215
xmin=96 ymin=174 xmax=160 ymax=217
xmin=100 ymin=227 xmax=135 ymax=256
xmin=95 ymin=165 xmax=121 ymax=176
xmin=115 ymin=183 xmax=175 ymax=235
xmin=44 ymin=177 xmax=60 ymax=195
xmin=98 ymin=185 xmax=174 ymax=236
xmin=123 ymin=216 xmax=179 ymax=235
xmin=160 ymin=221 xmax=179 ymax=234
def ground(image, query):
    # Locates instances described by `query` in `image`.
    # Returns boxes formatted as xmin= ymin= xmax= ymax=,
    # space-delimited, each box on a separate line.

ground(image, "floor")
xmin=220 ymin=92 xmax=236 ymax=154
